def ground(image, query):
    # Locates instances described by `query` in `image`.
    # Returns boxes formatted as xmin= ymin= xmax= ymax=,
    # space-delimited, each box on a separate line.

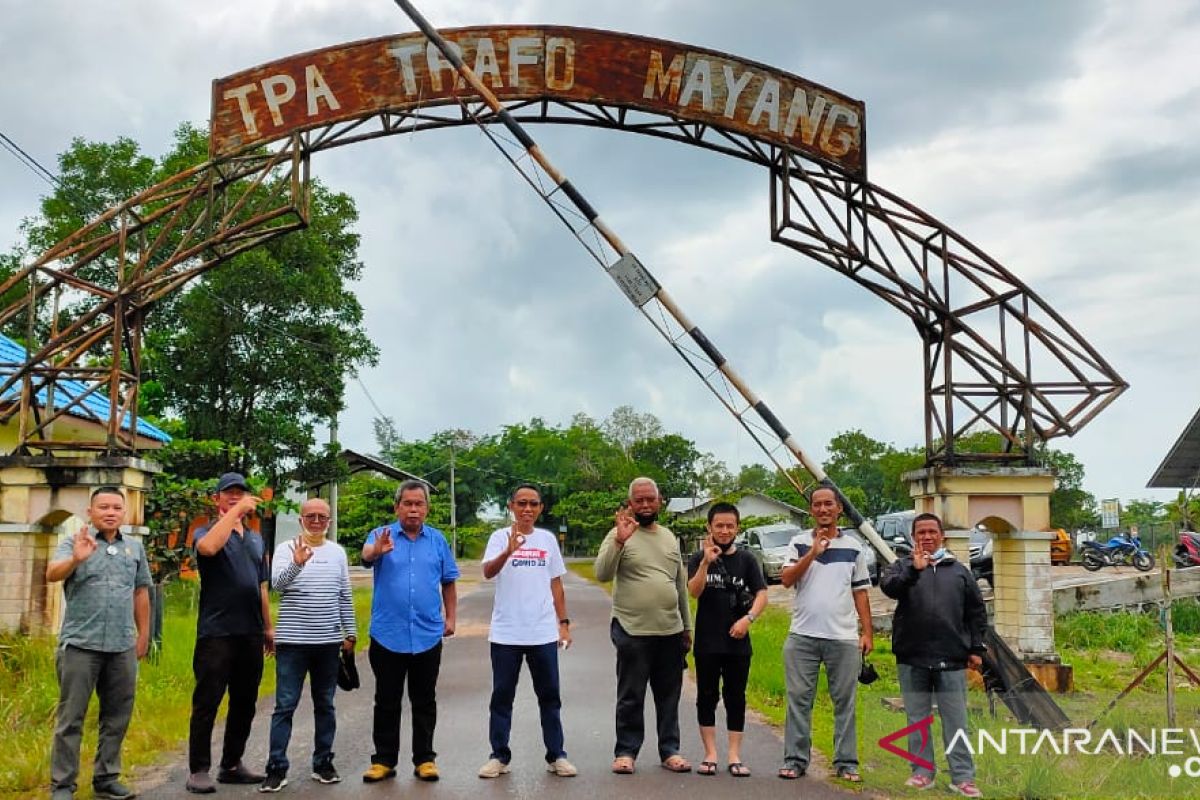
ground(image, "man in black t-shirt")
xmin=686 ymin=502 xmax=768 ymax=777
xmin=186 ymin=472 xmax=272 ymax=794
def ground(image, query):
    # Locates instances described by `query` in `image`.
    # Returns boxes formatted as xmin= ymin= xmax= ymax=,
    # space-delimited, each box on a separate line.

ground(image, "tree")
xmin=6 ymin=124 xmax=378 ymax=481
xmin=602 ymin=405 xmax=664 ymax=458
xmin=736 ymin=463 xmax=774 ymax=492
xmin=630 ymin=433 xmax=701 ymax=498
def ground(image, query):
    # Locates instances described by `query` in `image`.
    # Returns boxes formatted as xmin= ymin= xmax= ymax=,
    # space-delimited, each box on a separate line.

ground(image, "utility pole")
xmin=329 ymin=416 xmax=339 ymax=543
xmin=449 ymin=438 xmax=457 ymax=556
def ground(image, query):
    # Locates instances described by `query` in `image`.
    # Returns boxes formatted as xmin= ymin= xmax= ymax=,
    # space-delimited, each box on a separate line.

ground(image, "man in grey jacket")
xmin=879 ymin=512 xmax=987 ymax=799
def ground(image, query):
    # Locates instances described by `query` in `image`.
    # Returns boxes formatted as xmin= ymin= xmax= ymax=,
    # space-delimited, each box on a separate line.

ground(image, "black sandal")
xmin=697 ymin=761 xmax=717 ymax=776
xmin=728 ymin=762 xmax=750 ymax=777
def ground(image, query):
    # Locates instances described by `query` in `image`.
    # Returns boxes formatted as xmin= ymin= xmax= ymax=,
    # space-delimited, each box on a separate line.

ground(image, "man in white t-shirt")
xmin=778 ymin=486 xmax=873 ymax=784
xmin=477 ymin=484 xmax=577 ymax=780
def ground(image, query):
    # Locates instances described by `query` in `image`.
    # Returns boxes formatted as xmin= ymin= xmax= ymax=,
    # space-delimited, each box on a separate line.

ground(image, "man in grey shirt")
xmin=46 ymin=486 xmax=151 ymax=800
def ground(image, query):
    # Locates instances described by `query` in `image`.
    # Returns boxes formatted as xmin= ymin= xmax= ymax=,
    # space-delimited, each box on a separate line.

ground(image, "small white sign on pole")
xmin=1101 ymin=498 xmax=1120 ymax=529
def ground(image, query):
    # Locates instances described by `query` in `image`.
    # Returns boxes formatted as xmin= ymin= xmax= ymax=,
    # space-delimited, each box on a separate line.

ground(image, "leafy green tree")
xmin=334 ymin=472 xmax=397 ymax=558
xmin=630 ymin=433 xmax=701 ymax=498
xmin=1121 ymin=499 xmax=1167 ymax=529
xmin=6 ymin=124 xmax=378 ymax=481
xmin=736 ymin=463 xmax=774 ymax=492
xmin=602 ymin=405 xmax=664 ymax=458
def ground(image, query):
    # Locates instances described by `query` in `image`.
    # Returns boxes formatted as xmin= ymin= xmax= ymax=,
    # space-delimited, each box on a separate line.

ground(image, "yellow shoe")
xmin=361 ymin=764 xmax=396 ymax=783
xmin=414 ymin=762 xmax=440 ymax=782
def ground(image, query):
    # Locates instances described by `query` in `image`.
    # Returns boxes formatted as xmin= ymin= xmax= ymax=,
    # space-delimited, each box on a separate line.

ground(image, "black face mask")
xmin=633 ymin=510 xmax=658 ymax=527
xmin=715 ymin=539 xmax=735 ymax=554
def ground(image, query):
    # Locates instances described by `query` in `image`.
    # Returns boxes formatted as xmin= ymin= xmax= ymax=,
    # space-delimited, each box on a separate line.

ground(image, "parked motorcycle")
xmin=1174 ymin=532 xmax=1200 ymax=569
xmin=1080 ymin=532 xmax=1155 ymax=572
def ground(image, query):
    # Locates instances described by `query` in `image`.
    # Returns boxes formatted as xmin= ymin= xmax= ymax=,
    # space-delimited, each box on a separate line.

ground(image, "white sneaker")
xmin=546 ymin=757 xmax=578 ymax=777
xmin=477 ymin=759 xmax=510 ymax=779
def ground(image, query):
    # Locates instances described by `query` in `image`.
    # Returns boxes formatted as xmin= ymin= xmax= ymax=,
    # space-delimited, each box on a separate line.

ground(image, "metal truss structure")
xmin=0 ymin=82 xmax=1125 ymax=463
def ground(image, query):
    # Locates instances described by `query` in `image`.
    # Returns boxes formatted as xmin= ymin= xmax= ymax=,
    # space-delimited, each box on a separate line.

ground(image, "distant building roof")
xmin=666 ymin=492 xmax=810 ymax=519
xmin=304 ymin=448 xmax=434 ymax=490
xmin=667 ymin=496 xmax=711 ymax=514
xmin=1148 ymin=406 xmax=1200 ymax=489
xmin=0 ymin=333 xmax=170 ymax=444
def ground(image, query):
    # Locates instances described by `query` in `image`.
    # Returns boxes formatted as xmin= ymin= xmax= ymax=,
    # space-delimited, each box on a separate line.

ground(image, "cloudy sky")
xmin=2 ymin=0 xmax=1199 ymax=508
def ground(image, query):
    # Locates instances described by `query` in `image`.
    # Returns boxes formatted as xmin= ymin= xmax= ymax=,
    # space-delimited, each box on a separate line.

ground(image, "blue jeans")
xmin=267 ymin=643 xmax=340 ymax=774
xmin=489 ymin=642 xmax=566 ymax=763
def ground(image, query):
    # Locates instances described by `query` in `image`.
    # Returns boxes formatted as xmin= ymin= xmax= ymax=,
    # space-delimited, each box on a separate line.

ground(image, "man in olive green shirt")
xmin=594 ymin=477 xmax=692 ymax=775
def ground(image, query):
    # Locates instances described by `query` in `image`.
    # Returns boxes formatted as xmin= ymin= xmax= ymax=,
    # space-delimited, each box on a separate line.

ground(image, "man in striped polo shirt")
xmin=259 ymin=498 xmax=357 ymax=792
xmin=778 ymin=486 xmax=873 ymax=783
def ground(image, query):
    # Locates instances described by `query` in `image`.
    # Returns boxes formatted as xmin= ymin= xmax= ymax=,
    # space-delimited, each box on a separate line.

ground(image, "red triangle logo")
xmin=878 ymin=714 xmax=936 ymax=772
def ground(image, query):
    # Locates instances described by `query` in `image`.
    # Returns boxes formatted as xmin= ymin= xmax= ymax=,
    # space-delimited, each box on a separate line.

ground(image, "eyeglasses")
xmin=301 ymin=514 xmax=331 ymax=523
xmin=512 ymin=500 xmax=542 ymax=508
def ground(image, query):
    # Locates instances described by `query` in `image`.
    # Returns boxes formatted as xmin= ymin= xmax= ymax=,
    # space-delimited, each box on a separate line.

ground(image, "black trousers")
xmin=368 ymin=638 xmax=442 ymax=767
xmin=694 ymin=651 xmax=752 ymax=731
xmin=189 ymin=634 xmax=264 ymax=773
xmin=610 ymin=618 xmax=685 ymax=761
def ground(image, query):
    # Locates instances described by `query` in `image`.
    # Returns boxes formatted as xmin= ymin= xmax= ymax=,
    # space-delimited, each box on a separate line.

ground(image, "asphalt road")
xmin=138 ymin=571 xmax=860 ymax=799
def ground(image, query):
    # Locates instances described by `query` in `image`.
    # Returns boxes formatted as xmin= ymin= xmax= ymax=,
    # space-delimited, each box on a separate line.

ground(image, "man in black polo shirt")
xmin=186 ymin=473 xmax=273 ymax=794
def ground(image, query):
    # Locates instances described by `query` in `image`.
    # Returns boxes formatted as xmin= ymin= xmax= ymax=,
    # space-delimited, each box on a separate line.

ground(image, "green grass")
xmin=0 ymin=582 xmax=373 ymax=799
xmin=566 ymin=561 xmax=610 ymax=593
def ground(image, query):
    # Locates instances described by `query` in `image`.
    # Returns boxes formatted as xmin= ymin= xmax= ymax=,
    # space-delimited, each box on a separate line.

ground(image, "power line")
xmin=0 ymin=129 xmax=60 ymax=188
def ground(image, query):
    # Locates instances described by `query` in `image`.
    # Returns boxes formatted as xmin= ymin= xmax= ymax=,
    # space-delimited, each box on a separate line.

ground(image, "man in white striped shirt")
xmin=259 ymin=499 xmax=357 ymax=792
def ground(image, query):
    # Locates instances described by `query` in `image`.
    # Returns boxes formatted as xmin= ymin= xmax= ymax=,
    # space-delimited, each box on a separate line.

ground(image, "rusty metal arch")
xmin=0 ymin=26 xmax=1125 ymax=462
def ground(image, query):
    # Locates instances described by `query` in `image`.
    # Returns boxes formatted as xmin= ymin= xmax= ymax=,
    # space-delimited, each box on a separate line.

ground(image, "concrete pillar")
xmin=0 ymin=456 xmax=159 ymax=635
xmin=905 ymin=465 xmax=1064 ymax=670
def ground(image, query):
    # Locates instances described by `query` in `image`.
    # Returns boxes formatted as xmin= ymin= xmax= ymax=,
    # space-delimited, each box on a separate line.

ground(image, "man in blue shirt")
xmin=360 ymin=479 xmax=459 ymax=784
xmin=46 ymin=486 xmax=151 ymax=800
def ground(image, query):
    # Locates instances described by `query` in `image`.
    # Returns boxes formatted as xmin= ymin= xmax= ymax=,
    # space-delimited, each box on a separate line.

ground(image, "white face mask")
xmin=930 ymin=547 xmax=946 ymax=561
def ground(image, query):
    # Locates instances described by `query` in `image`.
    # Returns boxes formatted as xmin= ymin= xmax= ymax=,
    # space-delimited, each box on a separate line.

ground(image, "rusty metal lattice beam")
xmin=1 ymin=29 xmax=1125 ymax=464
xmin=770 ymin=151 xmax=1126 ymax=464
xmin=0 ymin=138 xmax=309 ymax=455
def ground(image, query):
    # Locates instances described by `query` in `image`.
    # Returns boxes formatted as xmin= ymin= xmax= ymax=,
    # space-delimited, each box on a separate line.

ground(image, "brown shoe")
xmin=361 ymin=764 xmax=397 ymax=783
xmin=413 ymin=762 xmax=439 ymax=782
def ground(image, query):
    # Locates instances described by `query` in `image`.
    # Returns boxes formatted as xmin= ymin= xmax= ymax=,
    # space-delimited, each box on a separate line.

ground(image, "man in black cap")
xmin=186 ymin=473 xmax=273 ymax=794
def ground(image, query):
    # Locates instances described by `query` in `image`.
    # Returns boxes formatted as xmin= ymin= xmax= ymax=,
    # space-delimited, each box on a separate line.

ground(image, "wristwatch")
xmin=746 ymin=612 xmax=757 ymax=624
xmin=559 ymin=618 xmax=571 ymax=626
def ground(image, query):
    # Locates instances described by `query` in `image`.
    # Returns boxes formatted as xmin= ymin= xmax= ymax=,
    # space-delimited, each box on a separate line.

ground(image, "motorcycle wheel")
xmin=1082 ymin=550 xmax=1104 ymax=571
xmin=1133 ymin=552 xmax=1155 ymax=572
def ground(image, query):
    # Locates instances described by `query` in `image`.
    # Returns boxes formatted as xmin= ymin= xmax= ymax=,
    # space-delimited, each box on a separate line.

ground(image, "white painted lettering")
xmin=223 ymin=84 xmax=259 ymax=136
xmin=387 ymin=44 xmax=422 ymax=95
xmin=426 ymin=40 xmax=463 ymax=92
xmin=261 ymin=74 xmax=296 ymax=127
xmin=643 ymin=50 xmax=685 ymax=102
xmin=820 ymin=104 xmax=859 ymax=157
xmin=304 ymin=65 xmax=341 ymax=116
xmin=747 ymin=77 xmax=781 ymax=132
xmin=545 ymin=37 xmax=575 ymax=91
xmin=1162 ymin=728 xmax=1185 ymax=756
xmin=679 ymin=58 xmax=713 ymax=112
xmin=472 ymin=37 xmax=502 ymax=88
xmin=509 ymin=36 xmax=541 ymax=87
xmin=721 ymin=64 xmax=754 ymax=119
xmin=783 ymin=88 xmax=827 ymax=145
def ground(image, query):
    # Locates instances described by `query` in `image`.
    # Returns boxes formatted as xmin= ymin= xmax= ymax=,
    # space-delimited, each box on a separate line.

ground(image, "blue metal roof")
xmin=0 ymin=333 xmax=171 ymax=444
